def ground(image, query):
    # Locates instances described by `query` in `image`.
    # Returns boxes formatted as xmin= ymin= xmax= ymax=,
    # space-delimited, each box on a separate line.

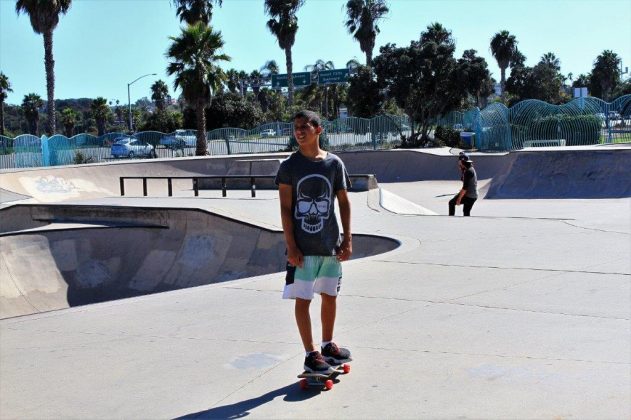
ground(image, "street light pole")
xmin=127 ymin=73 xmax=157 ymax=132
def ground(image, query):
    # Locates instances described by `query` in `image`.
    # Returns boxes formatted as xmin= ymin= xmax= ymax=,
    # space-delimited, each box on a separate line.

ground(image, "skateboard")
xmin=297 ymin=362 xmax=351 ymax=390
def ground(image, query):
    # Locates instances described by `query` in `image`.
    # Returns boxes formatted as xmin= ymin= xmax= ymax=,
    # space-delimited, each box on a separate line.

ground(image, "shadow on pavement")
xmin=175 ymin=382 xmax=324 ymax=419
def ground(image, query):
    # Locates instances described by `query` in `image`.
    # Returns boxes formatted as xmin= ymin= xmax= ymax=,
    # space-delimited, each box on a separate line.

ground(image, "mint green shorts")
xmin=283 ymin=256 xmax=342 ymax=300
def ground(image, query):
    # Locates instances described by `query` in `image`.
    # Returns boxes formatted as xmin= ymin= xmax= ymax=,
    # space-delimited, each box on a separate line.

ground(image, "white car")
xmin=111 ymin=136 xmax=156 ymax=158
xmin=260 ymin=129 xmax=276 ymax=137
xmin=160 ymin=129 xmax=196 ymax=149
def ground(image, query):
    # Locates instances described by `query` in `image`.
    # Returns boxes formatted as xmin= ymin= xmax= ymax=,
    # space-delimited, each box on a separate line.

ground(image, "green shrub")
xmin=530 ymin=114 xmax=600 ymax=146
xmin=434 ymin=125 xmax=463 ymax=148
xmin=73 ymin=151 xmax=93 ymax=164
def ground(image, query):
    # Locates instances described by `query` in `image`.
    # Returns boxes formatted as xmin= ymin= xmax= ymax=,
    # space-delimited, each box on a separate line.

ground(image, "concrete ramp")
xmin=0 ymin=205 xmax=399 ymax=319
xmin=485 ymin=149 xmax=631 ymax=199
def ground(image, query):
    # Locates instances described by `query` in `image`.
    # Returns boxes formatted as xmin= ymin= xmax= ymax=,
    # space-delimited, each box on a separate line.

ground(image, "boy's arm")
xmin=336 ymin=188 xmax=352 ymax=261
xmin=278 ymin=183 xmax=303 ymax=267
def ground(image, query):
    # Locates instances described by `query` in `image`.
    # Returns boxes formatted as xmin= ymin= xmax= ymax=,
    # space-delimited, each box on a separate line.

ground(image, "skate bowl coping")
xmin=0 ymin=204 xmax=400 ymax=319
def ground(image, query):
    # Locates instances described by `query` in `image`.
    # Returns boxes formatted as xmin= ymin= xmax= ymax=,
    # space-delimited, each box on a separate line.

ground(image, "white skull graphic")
xmin=295 ymin=174 xmax=332 ymax=234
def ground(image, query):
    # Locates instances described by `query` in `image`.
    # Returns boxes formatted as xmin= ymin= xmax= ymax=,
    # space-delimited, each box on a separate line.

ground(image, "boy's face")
xmin=294 ymin=117 xmax=322 ymax=147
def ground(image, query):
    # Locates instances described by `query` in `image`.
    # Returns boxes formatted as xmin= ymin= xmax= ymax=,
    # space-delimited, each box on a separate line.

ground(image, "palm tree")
xmin=305 ymin=60 xmax=335 ymax=118
xmin=540 ymin=52 xmax=561 ymax=72
xmin=346 ymin=58 xmax=361 ymax=75
xmin=21 ymin=93 xmax=44 ymax=135
xmin=490 ymin=30 xmax=518 ymax=95
xmin=264 ymin=0 xmax=304 ymax=106
xmin=249 ymin=70 xmax=264 ymax=96
xmin=0 ymin=72 xmax=13 ymax=136
xmin=591 ymin=50 xmax=621 ymax=101
xmin=16 ymin=0 xmax=72 ymax=135
xmin=91 ymin=97 xmax=110 ymax=136
xmin=61 ymin=107 xmax=78 ymax=137
xmin=151 ymin=80 xmax=171 ymax=112
xmin=261 ymin=60 xmax=280 ymax=80
xmin=344 ymin=0 xmax=389 ymax=67
xmin=166 ymin=22 xmax=230 ymax=156
xmin=171 ymin=0 xmax=222 ymax=25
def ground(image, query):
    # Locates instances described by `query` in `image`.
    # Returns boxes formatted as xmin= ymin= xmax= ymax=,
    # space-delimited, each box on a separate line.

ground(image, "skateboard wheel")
xmin=299 ymin=379 xmax=308 ymax=390
xmin=325 ymin=379 xmax=334 ymax=390
xmin=342 ymin=364 xmax=351 ymax=374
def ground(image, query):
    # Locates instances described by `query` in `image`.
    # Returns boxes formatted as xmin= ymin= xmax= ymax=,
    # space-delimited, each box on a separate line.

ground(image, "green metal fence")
xmin=1 ymin=95 xmax=629 ymax=169
xmin=438 ymin=94 xmax=631 ymax=151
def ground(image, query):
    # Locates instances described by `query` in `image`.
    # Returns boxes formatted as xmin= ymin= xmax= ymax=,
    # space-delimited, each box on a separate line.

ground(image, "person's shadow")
xmin=175 ymin=382 xmax=327 ymax=419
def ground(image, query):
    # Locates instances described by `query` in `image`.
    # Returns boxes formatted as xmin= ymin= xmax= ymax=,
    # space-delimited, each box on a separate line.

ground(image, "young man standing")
xmin=275 ymin=110 xmax=353 ymax=373
xmin=449 ymin=153 xmax=478 ymax=216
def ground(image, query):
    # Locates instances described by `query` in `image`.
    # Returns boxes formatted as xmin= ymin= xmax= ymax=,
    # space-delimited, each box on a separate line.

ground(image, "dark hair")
xmin=293 ymin=110 xmax=321 ymax=127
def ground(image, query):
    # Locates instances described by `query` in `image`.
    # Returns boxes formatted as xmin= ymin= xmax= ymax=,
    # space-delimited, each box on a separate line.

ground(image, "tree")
xmin=346 ymin=58 xmax=361 ymax=75
xmin=572 ymin=74 xmax=590 ymax=88
xmin=346 ymin=65 xmax=384 ymax=117
xmin=589 ymin=50 xmax=621 ymax=101
xmin=457 ymin=49 xmax=493 ymax=108
xmin=505 ymin=61 xmax=563 ymax=105
xmin=344 ymin=0 xmax=389 ymax=66
xmin=205 ymin=92 xmax=264 ymax=130
xmin=510 ymin=49 xmax=526 ymax=68
xmin=249 ymin=70 xmax=264 ymax=96
xmin=305 ymin=59 xmax=335 ymax=119
xmin=21 ymin=93 xmax=44 ymax=135
xmin=151 ymin=80 xmax=171 ymax=112
xmin=225 ymin=69 xmax=241 ymax=94
xmin=490 ymin=30 xmax=518 ymax=96
xmin=61 ymin=107 xmax=78 ymax=137
xmin=16 ymin=0 xmax=72 ymax=135
xmin=140 ymin=110 xmax=183 ymax=133
xmin=260 ymin=59 xmax=280 ymax=82
xmin=540 ymin=52 xmax=561 ymax=72
xmin=0 ymin=72 xmax=13 ymax=136
xmin=373 ymin=23 xmax=465 ymax=146
xmin=91 ymin=97 xmax=110 ymax=136
xmin=166 ymin=22 xmax=230 ymax=156
xmin=171 ymin=0 xmax=222 ymax=25
xmin=264 ymin=0 xmax=304 ymax=106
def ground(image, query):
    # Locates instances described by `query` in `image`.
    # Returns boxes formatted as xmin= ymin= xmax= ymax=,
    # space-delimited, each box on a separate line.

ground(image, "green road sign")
xmin=318 ymin=69 xmax=349 ymax=84
xmin=271 ymin=72 xmax=311 ymax=88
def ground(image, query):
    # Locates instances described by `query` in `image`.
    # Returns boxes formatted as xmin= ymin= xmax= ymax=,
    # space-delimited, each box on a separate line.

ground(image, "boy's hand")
xmin=287 ymin=246 xmax=304 ymax=268
xmin=337 ymin=238 xmax=352 ymax=262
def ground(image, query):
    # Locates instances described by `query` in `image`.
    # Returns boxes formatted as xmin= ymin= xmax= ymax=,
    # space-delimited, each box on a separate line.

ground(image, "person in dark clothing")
xmin=449 ymin=154 xmax=478 ymax=216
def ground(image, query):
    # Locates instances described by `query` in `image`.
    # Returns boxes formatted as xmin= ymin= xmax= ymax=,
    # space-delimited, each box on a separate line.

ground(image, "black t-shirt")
xmin=462 ymin=167 xmax=478 ymax=199
xmin=275 ymin=151 xmax=351 ymax=255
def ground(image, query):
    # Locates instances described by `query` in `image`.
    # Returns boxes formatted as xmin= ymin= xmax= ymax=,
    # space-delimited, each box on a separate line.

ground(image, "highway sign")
xmin=318 ymin=69 xmax=350 ymax=84
xmin=271 ymin=72 xmax=311 ymax=88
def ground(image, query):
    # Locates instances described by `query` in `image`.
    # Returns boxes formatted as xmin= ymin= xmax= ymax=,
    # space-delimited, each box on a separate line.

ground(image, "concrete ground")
xmin=0 ymin=150 xmax=630 ymax=419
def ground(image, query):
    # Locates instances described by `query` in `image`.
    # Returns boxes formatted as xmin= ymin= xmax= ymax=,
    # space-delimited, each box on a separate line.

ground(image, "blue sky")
xmin=1 ymin=0 xmax=630 ymax=105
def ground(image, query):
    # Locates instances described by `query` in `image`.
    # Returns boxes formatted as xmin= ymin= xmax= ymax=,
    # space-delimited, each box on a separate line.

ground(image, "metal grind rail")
xmin=119 ymin=174 xmax=375 ymax=198
xmin=119 ymin=175 xmax=276 ymax=198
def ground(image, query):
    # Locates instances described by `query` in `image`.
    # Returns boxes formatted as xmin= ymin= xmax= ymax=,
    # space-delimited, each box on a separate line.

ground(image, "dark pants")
xmin=449 ymin=195 xmax=477 ymax=216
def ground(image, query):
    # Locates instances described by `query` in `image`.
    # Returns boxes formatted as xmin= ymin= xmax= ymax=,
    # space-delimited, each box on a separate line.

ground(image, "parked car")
xmin=453 ymin=124 xmax=464 ymax=131
xmin=608 ymin=111 xmax=621 ymax=120
xmin=160 ymin=129 xmax=196 ymax=149
xmin=260 ymin=129 xmax=276 ymax=137
xmin=111 ymin=136 xmax=156 ymax=158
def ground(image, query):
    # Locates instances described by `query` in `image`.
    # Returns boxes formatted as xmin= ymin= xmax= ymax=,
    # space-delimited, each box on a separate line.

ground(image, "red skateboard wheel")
xmin=342 ymin=364 xmax=351 ymax=374
xmin=299 ymin=379 xmax=308 ymax=390
xmin=325 ymin=379 xmax=334 ymax=390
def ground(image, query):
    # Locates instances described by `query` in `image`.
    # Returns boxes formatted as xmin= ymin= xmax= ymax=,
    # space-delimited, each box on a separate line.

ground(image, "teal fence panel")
xmin=13 ymin=134 xmax=43 ymax=168
xmin=478 ymin=103 xmax=511 ymax=150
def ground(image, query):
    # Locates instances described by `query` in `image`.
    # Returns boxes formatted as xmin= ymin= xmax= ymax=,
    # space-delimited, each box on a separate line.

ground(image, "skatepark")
xmin=0 ymin=146 xmax=629 ymax=418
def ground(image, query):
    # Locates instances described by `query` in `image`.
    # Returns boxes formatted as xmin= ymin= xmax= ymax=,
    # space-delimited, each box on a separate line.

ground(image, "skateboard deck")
xmin=297 ymin=362 xmax=351 ymax=390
